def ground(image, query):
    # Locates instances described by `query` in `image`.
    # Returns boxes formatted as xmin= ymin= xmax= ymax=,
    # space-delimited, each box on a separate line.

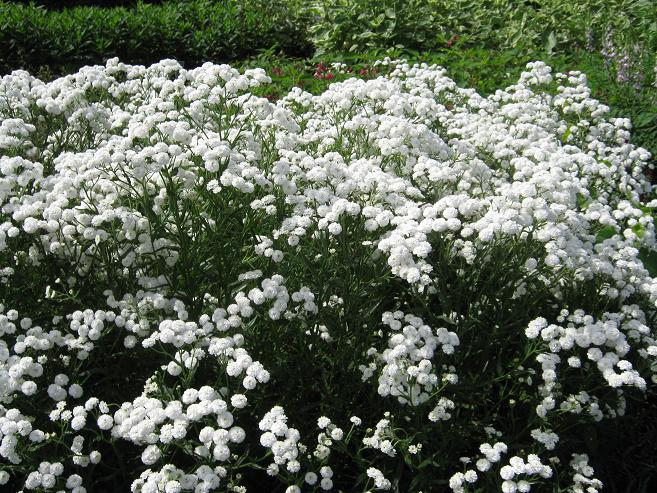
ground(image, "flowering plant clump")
xmin=0 ymin=57 xmax=656 ymax=492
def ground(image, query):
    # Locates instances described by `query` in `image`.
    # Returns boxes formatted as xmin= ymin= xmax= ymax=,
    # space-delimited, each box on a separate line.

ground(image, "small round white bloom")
xmin=330 ymin=428 xmax=344 ymax=440
xmin=476 ymin=458 xmax=491 ymax=471
xmin=500 ymin=465 xmax=516 ymax=480
xmin=320 ymin=477 xmax=333 ymax=490
xmin=464 ymin=470 xmax=477 ymax=483
xmin=502 ymin=480 xmax=517 ymax=493
xmin=165 ymin=480 xmax=182 ymax=493
xmin=21 ymin=380 xmax=37 ymax=396
xmin=29 ymin=430 xmax=45 ymax=442
xmin=68 ymin=384 xmax=84 ymax=399
xmin=47 ymin=384 xmax=67 ymax=401
xmin=242 ymin=376 xmax=257 ymax=390
xmin=71 ymin=416 xmax=86 ymax=431
xmin=517 ymin=480 xmax=531 ymax=493
xmin=216 ymin=411 xmax=234 ymax=429
xmin=166 ymin=361 xmax=182 ymax=376
xmin=305 ymin=472 xmax=318 ymax=485
xmin=141 ymin=445 xmax=161 ymax=465
xmin=260 ymin=432 xmax=276 ymax=448
xmin=25 ymin=471 xmax=42 ymax=489
xmin=54 ymin=374 xmax=69 ymax=386
xmin=230 ymin=394 xmax=248 ymax=409
xmin=50 ymin=463 xmax=64 ymax=476
xmin=287 ymin=460 xmax=301 ymax=473
xmin=123 ymin=335 xmax=137 ymax=348
xmin=228 ymin=427 xmax=246 ymax=444
xmin=328 ymin=223 xmax=342 ymax=235
xmin=66 ymin=474 xmax=83 ymax=489
xmin=182 ymin=388 xmax=199 ymax=404
xmin=213 ymin=445 xmax=230 ymax=461
xmin=271 ymin=250 xmax=284 ymax=262
xmin=97 ymin=415 xmax=113 ymax=430
xmin=41 ymin=473 xmax=56 ymax=488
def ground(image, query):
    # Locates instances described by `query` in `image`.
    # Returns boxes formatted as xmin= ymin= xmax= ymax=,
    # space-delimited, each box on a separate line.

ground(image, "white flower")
xmin=500 ymin=465 xmax=516 ymax=480
xmin=71 ymin=416 xmax=86 ymax=431
xmin=97 ymin=415 xmax=113 ymax=430
xmin=68 ymin=384 xmax=84 ymax=399
xmin=141 ymin=445 xmax=161 ymax=466
xmin=66 ymin=474 xmax=83 ymax=489
xmin=47 ymin=384 xmax=67 ymax=402
xmin=305 ymin=472 xmax=318 ymax=485
xmin=21 ymin=381 xmax=37 ymax=396
xmin=330 ymin=427 xmax=344 ymax=441
xmin=320 ymin=477 xmax=333 ymax=490
xmin=230 ymin=394 xmax=247 ymax=409
xmin=367 ymin=467 xmax=392 ymax=490
xmin=228 ymin=427 xmax=246 ymax=444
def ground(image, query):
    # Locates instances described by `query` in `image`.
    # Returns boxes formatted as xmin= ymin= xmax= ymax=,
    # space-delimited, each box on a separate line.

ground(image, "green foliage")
xmin=0 ymin=0 xmax=313 ymax=76
xmin=306 ymin=0 xmax=442 ymax=56
xmin=307 ymin=0 xmax=657 ymax=55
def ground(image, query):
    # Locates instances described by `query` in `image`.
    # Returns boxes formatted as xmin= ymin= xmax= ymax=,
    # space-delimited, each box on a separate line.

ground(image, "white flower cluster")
xmin=366 ymin=467 xmax=392 ymax=490
xmin=131 ymin=464 xmax=227 ymax=493
xmin=525 ymin=306 xmax=655 ymax=425
xmin=448 ymin=469 xmax=478 ymax=493
xmin=208 ymin=334 xmax=270 ymax=391
xmin=568 ymin=453 xmax=603 ymax=493
xmin=0 ymin=407 xmax=45 ymax=464
xmin=368 ymin=310 xmax=459 ymax=407
xmin=362 ymin=417 xmax=396 ymax=457
xmin=1 ymin=55 xmax=656 ymax=491
xmin=473 ymin=441 xmax=508 ymax=473
xmin=427 ymin=396 xmax=456 ymax=423
xmin=227 ymin=274 xmax=291 ymax=321
xmin=451 ymin=444 xmax=551 ymax=493
xmin=530 ymin=428 xmax=560 ymax=450
xmin=144 ymin=319 xmax=202 ymax=348
xmin=23 ymin=462 xmax=65 ymax=491
xmin=498 ymin=454 xmax=554 ymax=493
xmin=259 ymin=406 xmax=303 ymax=474
xmin=313 ymin=415 xmax=344 ymax=460
xmin=109 ymin=387 xmax=244 ymax=467
xmin=303 ymin=466 xmax=335 ymax=490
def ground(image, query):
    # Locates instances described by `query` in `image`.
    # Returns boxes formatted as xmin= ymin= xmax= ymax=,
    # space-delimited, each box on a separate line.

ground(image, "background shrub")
xmin=307 ymin=0 xmax=657 ymax=55
xmin=5 ymin=0 xmax=165 ymax=8
xmin=0 ymin=0 xmax=313 ymax=76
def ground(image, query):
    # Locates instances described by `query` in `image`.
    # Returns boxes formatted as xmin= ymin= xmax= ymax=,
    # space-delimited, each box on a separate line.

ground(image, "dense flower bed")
xmin=1 ymin=58 xmax=656 ymax=492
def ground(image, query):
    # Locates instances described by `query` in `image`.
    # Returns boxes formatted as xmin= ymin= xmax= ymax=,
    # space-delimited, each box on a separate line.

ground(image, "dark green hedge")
xmin=4 ymin=1 xmax=162 ymax=8
xmin=0 ymin=0 xmax=313 ymax=75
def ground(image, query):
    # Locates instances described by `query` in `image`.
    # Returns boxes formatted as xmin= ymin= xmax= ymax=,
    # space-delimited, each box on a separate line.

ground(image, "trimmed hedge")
xmin=4 ymin=1 xmax=163 ymax=8
xmin=0 ymin=0 xmax=313 ymax=75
